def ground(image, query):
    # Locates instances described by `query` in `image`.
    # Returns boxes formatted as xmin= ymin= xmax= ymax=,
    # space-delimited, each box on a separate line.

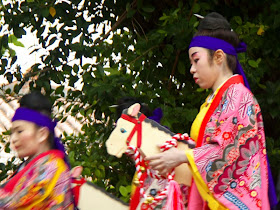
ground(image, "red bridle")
xmin=120 ymin=113 xmax=146 ymax=148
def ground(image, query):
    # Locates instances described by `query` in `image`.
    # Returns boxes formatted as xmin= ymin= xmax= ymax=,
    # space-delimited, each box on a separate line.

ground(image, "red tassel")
xmin=165 ymin=180 xmax=184 ymax=210
xmin=130 ymin=186 xmax=141 ymax=210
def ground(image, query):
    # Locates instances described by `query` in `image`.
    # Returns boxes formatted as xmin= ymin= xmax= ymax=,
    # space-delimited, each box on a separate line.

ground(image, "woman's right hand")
xmin=145 ymin=147 xmax=188 ymax=176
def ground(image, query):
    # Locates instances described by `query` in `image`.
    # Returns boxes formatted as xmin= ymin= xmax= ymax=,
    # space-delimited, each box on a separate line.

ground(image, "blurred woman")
xmin=0 ymin=92 xmax=74 ymax=209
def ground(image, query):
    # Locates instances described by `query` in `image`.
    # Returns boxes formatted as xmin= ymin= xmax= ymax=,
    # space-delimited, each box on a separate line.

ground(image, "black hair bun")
xmin=19 ymin=92 xmax=52 ymax=116
xmin=198 ymin=12 xmax=231 ymax=31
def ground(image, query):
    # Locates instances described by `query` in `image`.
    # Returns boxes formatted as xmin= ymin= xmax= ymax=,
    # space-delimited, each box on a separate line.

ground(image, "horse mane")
xmin=85 ymin=181 xmax=129 ymax=206
xmin=144 ymin=117 xmax=175 ymax=136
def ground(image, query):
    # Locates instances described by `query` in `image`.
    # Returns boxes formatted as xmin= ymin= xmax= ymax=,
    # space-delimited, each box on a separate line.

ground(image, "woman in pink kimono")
xmin=146 ymin=12 xmax=277 ymax=209
xmin=0 ymin=92 xmax=74 ymax=209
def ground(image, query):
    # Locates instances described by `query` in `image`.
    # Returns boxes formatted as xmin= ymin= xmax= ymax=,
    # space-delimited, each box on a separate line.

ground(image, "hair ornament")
xmin=194 ymin=14 xmax=204 ymax=19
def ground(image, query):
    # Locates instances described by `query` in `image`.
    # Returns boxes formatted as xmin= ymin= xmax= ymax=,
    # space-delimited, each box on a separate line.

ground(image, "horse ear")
xmin=71 ymin=166 xmax=83 ymax=178
xmin=128 ymin=103 xmax=141 ymax=117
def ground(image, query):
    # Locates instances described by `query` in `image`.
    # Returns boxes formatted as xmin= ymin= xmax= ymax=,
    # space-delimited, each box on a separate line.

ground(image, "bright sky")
xmin=10 ymin=24 xmax=110 ymax=71
xmin=1 ymin=0 xmax=114 ymax=88
xmin=0 ymin=1 xmax=44 ymax=72
xmin=12 ymin=28 xmax=43 ymax=71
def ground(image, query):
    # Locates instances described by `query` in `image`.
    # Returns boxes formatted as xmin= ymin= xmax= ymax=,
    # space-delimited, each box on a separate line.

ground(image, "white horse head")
xmin=106 ymin=103 xmax=142 ymax=157
xmin=106 ymin=103 xmax=176 ymax=158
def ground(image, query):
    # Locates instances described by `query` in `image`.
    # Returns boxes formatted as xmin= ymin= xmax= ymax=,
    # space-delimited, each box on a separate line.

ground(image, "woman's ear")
xmin=213 ymin=49 xmax=226 ymax=65
xmin=37 ymin=127 xmax=50 ymax=143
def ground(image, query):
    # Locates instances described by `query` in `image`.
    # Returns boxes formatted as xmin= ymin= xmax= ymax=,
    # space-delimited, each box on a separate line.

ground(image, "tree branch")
xmin=168 ymin=50 xmax=181 ymax=91
xmin=188 ymin=0 xmax=198 ymax=20
xmin=94 ymin=0 xmax=138 ymax=46
xmin=120 ymin=45 xmax=159 ymax=70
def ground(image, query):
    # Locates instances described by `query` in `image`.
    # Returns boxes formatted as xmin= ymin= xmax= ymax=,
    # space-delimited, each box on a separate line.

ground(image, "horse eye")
xmin=120 ymin=128 xmax=126 ymax=133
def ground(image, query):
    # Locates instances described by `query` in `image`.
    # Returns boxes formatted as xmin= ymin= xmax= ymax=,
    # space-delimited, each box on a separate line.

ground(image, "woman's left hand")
xmin=145 ymin=147 xmax=188 ymax=176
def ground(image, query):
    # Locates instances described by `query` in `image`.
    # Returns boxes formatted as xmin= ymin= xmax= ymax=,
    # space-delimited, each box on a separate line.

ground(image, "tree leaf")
xmin=192 ymin=4 xmax=200 ymax=13
xmin=8 ymin=35 xmax=24 ymax=47
xmin=248 ymin=60 xmax=258 ymax=68
xmin=119 ymin=186 xmax=128 ymax=197
xmin=49 ymin=7 xmax=56 ymax=17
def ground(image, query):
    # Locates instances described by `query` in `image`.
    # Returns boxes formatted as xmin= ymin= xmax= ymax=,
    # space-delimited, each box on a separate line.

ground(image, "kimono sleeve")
xmin=192 ymin=85 xmax=259 ymax=178
xmin=0 ymin=155 xmax=67 ymax=208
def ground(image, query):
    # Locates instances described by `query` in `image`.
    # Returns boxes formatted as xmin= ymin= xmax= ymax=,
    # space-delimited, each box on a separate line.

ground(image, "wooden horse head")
xmin=106 ymin=103 xmax=175 ymax=158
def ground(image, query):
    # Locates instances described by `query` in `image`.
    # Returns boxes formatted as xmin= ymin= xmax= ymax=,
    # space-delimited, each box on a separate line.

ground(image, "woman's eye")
xmin=194 ymin=59 xmax=199 ymax=63
xmin=120 ymin=128 xmax=126 ymax=133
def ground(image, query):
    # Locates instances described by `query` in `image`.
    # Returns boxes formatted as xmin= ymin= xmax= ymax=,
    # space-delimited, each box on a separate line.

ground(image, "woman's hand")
xmin=145 ymin=147 xmax=188 ymax=176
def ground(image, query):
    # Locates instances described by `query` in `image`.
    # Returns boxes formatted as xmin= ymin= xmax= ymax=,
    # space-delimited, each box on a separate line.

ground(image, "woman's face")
xmin=189 ymin=47 xmax=219 ymax=90
xmin=10 ymin=120 xmax=41 ymax=159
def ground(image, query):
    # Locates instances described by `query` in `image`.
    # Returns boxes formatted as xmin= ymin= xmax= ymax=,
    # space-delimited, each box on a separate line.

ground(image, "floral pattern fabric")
xmin=0 ymin=150 xmax=74 ymax=209
xmin=192 ymin=77 xmax=269 ymax=209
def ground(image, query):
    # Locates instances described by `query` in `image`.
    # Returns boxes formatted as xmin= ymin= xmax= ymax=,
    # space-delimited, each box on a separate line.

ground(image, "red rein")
xmin=120 ymin=114 xmax=146 ymax=148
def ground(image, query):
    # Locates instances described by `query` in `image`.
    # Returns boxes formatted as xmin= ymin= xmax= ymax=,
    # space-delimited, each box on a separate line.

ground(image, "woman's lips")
xmin=194 ymin=78 xmax=198 ymax=83
xmin=14 ymin=146 xmax=21 ymax=150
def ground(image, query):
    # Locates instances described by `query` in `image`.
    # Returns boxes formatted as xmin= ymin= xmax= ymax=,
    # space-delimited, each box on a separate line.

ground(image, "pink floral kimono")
xmin=0 ymin=150 xmax=74 ymax=209
xmin=186 ymin=75 xmax=270 ymax=209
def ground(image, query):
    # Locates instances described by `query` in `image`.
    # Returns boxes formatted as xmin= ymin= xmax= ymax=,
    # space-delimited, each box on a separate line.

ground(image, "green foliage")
xmin=0 ymin=0 xmax=280 ymax=201
xmin=0 ymin=132 xmax=20 ymax=181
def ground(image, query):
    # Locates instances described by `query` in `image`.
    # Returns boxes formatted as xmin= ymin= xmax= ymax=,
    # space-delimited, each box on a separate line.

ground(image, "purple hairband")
xmin=12 ymin=107 xmax=56 ymax=132
xmin=189 ymin=36 xmax=250 ymax=90
xmin=12 ymin=107 xmax=70 ymax=168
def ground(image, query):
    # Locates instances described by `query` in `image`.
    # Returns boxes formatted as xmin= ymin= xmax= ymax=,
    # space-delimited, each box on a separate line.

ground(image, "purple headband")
xmin=12 ymin=107 xmax=56 ymax=132
xmin=189 ymin=36 xmax=250 ymax=90
xmin=12 ymin=107 xmax=71 ymax=168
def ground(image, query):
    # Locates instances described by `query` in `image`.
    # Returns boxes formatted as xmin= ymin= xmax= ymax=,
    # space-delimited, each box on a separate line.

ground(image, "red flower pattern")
xmin=222 ymin=132 xmax=232 ymax=140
